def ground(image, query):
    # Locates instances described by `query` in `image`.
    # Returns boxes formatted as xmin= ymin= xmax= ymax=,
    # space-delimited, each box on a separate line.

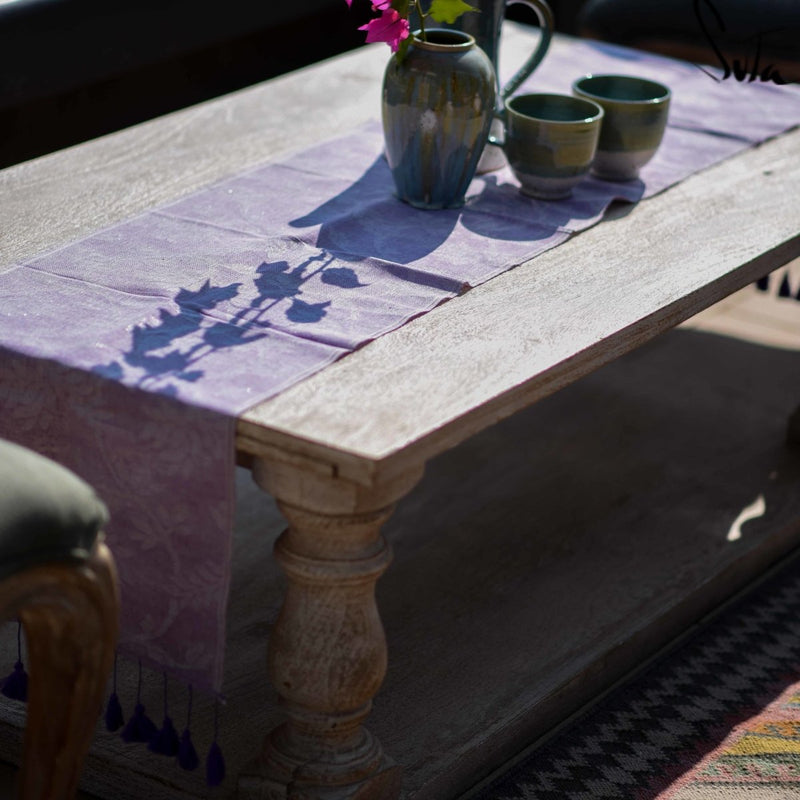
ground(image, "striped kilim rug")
xmin=472 ymin=547 xmax=800 ymax=800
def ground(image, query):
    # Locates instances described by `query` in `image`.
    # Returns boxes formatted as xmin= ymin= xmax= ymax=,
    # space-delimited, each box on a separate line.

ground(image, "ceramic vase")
xmin=381 ymin=29 xmax=496 ymax=209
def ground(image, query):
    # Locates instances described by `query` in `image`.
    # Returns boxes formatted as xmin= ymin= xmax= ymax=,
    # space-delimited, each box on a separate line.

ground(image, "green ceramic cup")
xmin=572 ymin=74 xmax=671 ymax=181
xmin=491 ymin=93 xmax=604 ymax=199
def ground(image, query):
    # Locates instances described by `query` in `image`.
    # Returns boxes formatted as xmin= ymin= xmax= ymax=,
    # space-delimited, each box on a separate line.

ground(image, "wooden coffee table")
xmin=2 ymin=25 xmax=799 ymax=800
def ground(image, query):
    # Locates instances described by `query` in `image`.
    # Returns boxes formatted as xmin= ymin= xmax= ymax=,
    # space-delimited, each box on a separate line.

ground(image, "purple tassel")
xmin=149 ymin=673 xmax=180 ymax=756
xmin=121 ymin=702 xmax=158 ymax=743
xmin=148 ymin=672 xmax=178 ymax=756
xmin=1 ymin=661 xmax=28 ymax=702
xmin=105 ymin=655 xmax=124 ymax=731
xmin=177 ymin=685 xmax=199 ymax=770
xmin=2 ymin=626 xmax=28 ymax=702
xmin=206 ymin=741 xmax=225 ymax=786
xmin=121 ymin=661 xmax=157 ymax=743
xmin=206 ymin=699 xmax=225 ymax=786
xmin=149 ymin=715 xmax=179 ymax=756
xmin=104 ymin=691 xmax=125 ymax=732
xmin=178 ymin=728 xmax=199 ymax=771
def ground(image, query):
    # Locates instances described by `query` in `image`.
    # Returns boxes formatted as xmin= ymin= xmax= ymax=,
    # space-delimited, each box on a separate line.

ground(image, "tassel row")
xmin=105 ymin=661 xmax=225 ymax=787
xmin=2 ymin=629 xmax=225 ymax=788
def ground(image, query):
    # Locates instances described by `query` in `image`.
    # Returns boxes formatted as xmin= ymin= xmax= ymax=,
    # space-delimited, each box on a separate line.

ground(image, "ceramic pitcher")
xmin=452 ymin=0 xmax=555 ymax=171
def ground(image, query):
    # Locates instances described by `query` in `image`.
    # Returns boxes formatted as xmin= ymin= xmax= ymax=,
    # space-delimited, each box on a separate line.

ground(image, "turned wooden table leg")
xmin=238 ymin=455 xmax=424 ymax=800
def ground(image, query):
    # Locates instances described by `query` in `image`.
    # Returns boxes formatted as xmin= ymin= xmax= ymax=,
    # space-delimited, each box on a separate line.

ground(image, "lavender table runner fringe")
xmin=1 ymin=38 xmax=799 ymax=695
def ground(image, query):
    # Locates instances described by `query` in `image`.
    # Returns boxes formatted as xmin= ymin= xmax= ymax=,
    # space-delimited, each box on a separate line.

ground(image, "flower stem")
xmin=414 ymin=0 xmax=427 ymax=41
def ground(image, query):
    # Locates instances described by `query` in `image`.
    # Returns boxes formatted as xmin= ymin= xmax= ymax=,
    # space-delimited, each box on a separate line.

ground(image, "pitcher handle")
xmin=500 ymin=0 xmax=554 ymax=102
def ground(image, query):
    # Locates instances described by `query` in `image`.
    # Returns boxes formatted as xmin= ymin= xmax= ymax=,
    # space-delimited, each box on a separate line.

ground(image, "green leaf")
xmin=428 ymin=0 xmax=476 ymax=24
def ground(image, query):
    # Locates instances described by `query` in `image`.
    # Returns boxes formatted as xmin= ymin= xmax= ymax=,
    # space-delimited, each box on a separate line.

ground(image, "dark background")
xmin=4 ymin=0 xmax=795 ymax=170
xmin=0 ymin=0 xmax=587 ymax=169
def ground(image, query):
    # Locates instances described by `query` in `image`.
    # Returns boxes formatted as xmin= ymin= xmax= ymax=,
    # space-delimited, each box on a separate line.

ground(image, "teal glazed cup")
xmin=491 ymin=93 xmax=604 ymax=199
xmin=572 ymin=74 xmax=671 ymax=181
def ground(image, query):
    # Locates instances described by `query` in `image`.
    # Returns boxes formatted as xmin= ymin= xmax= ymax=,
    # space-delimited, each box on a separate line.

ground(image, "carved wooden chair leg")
xmin=0 ymin=543 xmax=119 ymax=800
xmin=0 ymin=438 xmax=119 ymax=800
xmin=239 ymin=454 xmax=424 ymax=800
xmin=787 ymin=404 xmax=800 ymax=449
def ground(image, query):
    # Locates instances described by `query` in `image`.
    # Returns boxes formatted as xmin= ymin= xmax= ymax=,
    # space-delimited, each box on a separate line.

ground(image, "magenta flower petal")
xmin=359 ymin=9 xmax=410 ymax=52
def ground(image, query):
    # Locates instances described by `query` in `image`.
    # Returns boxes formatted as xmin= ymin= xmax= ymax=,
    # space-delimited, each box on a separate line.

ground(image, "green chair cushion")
xmin=0 ymin=439 xmax=108 ymax=581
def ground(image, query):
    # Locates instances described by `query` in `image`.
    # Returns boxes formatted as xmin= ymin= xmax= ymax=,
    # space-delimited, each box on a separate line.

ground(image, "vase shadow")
xmin=289 ymin=155 xmax=463 ymax=265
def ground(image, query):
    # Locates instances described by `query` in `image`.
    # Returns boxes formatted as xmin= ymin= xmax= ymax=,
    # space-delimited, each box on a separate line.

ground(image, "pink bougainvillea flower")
xmin=359 ymin=8 xmax=410 ymax=52
xmin=344 ymin=0 xmax=353 ymax=6
xmin=371 ymin=0 xmax=392 ymax=9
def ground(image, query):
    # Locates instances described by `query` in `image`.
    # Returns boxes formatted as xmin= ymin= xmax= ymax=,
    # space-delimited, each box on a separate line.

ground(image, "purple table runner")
xmin=1 ymin=38 xmax=799 ymax=692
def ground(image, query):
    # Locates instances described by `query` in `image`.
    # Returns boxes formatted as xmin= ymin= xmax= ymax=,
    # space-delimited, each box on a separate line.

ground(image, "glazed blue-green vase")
xmin=382 ymin=29 xmax=496 ymax=209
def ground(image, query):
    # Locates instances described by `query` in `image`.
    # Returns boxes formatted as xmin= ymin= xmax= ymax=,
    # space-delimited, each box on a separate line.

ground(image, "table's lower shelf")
xmin=373 ymin=326 xmax=800 ymax=800
xmin=0 ymin=327 xmax=798 ymax=800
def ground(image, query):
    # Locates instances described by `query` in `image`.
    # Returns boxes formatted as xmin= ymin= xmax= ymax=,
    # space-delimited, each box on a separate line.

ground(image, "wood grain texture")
xmin=239 ymin=126 xmax=800 ymax=484
xmin=0 ymin=45 xmax=386 ymax=268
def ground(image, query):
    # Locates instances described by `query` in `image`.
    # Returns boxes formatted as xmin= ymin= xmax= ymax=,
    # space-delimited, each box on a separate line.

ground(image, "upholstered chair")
xmin=0 ymin=438 xmax=118 ymax=800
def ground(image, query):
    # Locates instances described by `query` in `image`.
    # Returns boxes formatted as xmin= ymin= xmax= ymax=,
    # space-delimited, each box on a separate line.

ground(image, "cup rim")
xmin=571 ymin=74 xmax=671 ymax=105
xmin=506 ymin=92 xmax=605 ymax=124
